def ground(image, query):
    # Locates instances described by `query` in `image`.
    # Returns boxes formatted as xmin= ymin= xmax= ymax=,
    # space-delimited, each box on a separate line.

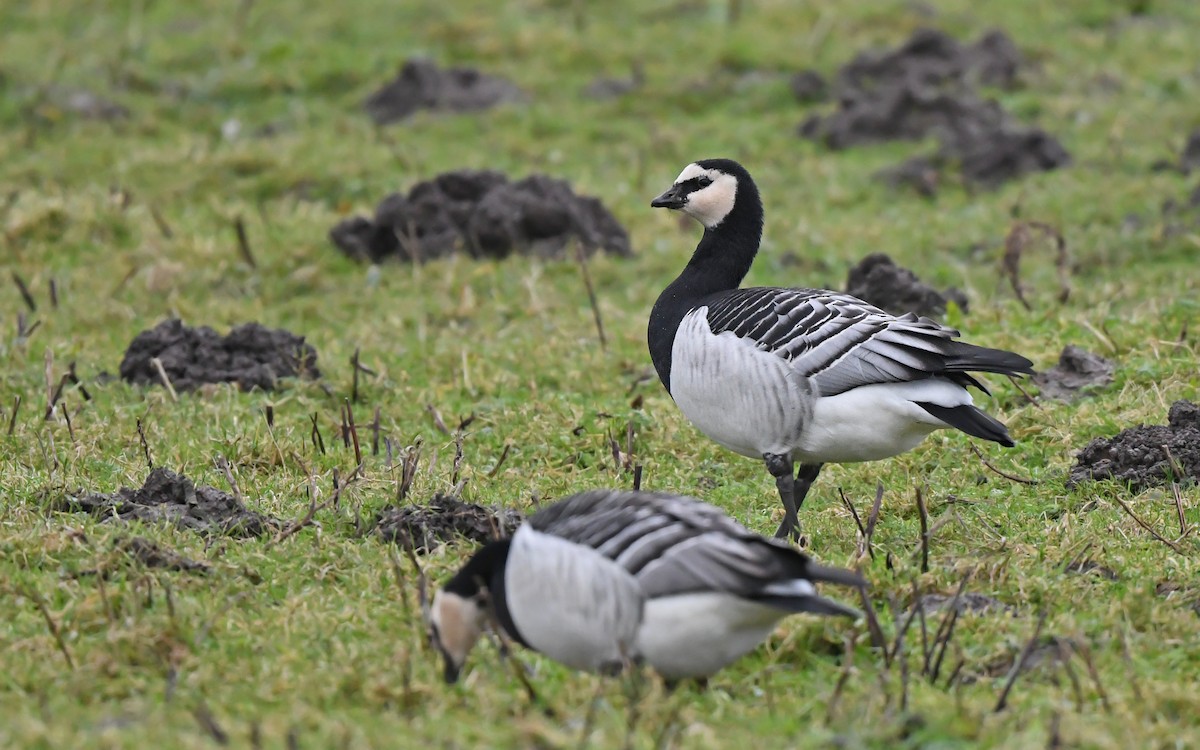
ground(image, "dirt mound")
xmin=844 ymin=253 xmax=968 ymax=318
xmin=1032 ymin=345 xmax=1114 ymax=402
xmin=119 ymin=319 xmax=319 ymax=393
xmin=1068 ymin=400 xmax=1200 ymax=491
xmin=363 ymin=58 xmax=524 ymax=125
xmin=801 ymin=28 xmax=1021 ymax=147
xmin=330 ymin=170 xmax=632 ymax=263
xmin=799 ymin=28 xmax=1068 ymax=190
xmin=56 ymin=468 xmax=278 ymax=538
xmin=376 ymin=494 xmax=523 ymax=554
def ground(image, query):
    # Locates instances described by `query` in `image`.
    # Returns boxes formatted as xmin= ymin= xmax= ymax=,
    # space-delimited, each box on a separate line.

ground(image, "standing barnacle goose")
xmin=647 ymin=159 xmax=1035 ymax=541
xmin=427 ymin=489 xmax=863 ymax=685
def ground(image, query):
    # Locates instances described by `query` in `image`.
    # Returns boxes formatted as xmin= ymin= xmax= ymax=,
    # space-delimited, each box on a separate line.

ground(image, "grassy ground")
xmin=3 ymin=0 xmax=1199 ymax=747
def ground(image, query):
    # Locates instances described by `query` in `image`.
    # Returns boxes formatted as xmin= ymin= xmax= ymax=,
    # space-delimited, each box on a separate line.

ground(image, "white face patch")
xmin=673 ymin=164 xmax=738 ymax=229
xmin=430 ymin=590 xmax=485 ymax=671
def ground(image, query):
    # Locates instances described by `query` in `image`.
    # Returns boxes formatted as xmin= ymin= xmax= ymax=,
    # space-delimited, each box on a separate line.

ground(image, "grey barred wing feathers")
xmin=700 ymin=287 xmax=996 ymax=397
xmin=634 ymin=531 xmax=796 ymax=599
xmin=527 ymin=489 xmax=756 ymax=554
xmin=527 ymin=490 xmax=829 ymax=599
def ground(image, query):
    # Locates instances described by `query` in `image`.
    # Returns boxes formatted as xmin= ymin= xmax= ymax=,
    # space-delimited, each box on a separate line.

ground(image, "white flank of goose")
xmin=427 ymin=489 xmax=864 ymax=684
xmin=647 ymin=159 xmax=1035 ymax=541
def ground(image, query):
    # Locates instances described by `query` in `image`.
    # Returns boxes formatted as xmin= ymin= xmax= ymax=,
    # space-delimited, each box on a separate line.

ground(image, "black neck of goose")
xmin=443 ymin=538 xmax=509 ymax=596
xmin=648 ymin=180 xmax=763 ymax=389
xmin=675 ymin=185 xmax=763 ymax=298
xmin=443 ymin=538 xmax=528 ymax=649
xmin=686 ymin=194 xmax=758 ymax=294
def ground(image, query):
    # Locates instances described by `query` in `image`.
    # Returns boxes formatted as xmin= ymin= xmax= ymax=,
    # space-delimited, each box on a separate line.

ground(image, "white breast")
xmin=669 ymin=309 xmax=813 ymax=459
xmin=504 ymin=526 xmax=645 ymax=673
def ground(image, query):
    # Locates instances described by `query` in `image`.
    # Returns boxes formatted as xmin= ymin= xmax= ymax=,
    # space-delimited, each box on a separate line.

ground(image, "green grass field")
xmin=3 ymin=0 xmax=1199 ymax=747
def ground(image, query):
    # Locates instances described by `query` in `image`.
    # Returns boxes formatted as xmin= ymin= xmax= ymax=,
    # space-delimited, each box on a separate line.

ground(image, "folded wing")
xmin=700 ymin=287 xmax=1034 ymax=397
xmin=528 ymin=490 xmax=863 ymax=610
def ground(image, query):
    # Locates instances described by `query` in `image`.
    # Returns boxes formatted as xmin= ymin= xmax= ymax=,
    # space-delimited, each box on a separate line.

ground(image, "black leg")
xmin=764 ymin=453 xmax=800 ymax=541
xmin=793 ymin=463 xmax=824 ymax=512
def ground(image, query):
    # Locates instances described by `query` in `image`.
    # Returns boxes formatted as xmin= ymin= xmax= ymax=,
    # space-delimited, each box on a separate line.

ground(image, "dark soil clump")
xmin=1068 ymin=400 xmax=1200 ymax=491
xmin=376 ymin=494 xmax=523 ymax=553
xmin=119 ymin=319 xmax=319 ymax=392
xmin=330 ymin=170 xmax=632 ymax=263
xmin=844 ymin=253 xmax=968 ymax=318
xmin=799 ymin=28 xmax=1069 ymax=190
xmin=1032 ymin=345 xmax=1114 ymax=402
xmin=364 ymin=58 xmax=525 ymax=125
xmin=56 ymin=468 xmax=278 ymax=538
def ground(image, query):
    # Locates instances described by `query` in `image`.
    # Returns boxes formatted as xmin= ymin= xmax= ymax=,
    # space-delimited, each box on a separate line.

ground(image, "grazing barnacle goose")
xmin=427 ymin=489 xmax=863 ymax=685
xmin=648 ymin=159 xmax=1035 ymax=541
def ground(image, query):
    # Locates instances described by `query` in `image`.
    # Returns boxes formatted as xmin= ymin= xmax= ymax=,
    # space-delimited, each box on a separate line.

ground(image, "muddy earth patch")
xmin=844 ymin=253 xmax=968 ymax=318
xmin=119 ymin=319 xmax=319 ymax=392
xmin=798 ymin=28 xmax=1069 ymax=190
xmin=56 ymin=468 xmax=279 ymax=538
xmin=375 ymin=494 xmax=523 ymax=554
xmin=1068 ymin=400 xmax=1200 ymax=491
xmin=363 ymin=58 xmax=525 ymax=125
xmin=330 ymin=169 xmax=632 ymax=263
xmin=1032 ymin=345 xmax=1115 ymax=402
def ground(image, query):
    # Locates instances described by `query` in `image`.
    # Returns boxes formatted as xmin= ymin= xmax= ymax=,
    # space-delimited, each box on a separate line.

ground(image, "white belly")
xmin=795 ymin=380 xmax=973 ymax=463
xmin=669 ymin=312 xmax=812 ymax=459
xmin=635 ymin=593 xmax=784 ymax=679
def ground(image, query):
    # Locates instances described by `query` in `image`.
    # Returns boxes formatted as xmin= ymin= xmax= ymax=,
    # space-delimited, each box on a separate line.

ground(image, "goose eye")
xmin=696 ymin=176 xmax=713 ymax=188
